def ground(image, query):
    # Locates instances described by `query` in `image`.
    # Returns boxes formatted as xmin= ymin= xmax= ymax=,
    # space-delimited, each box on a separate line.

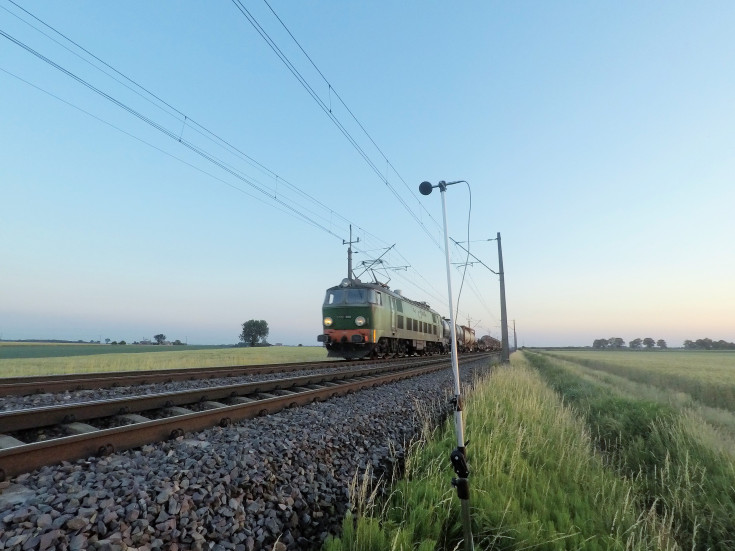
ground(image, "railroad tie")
xmin=200 ymin=401 xmax=228 ymax=409
xmin=0 ymin=434 xmax=25 ymax=449
xmin=63 ymin=422 xmax=98 ymax=435
xmin=229 ymin=396 xmax=255 ymax=404
xmin=116 ymin=414 xmax=151 ymax=424
xmin=165 ymin=406 xmax=193 ymax=416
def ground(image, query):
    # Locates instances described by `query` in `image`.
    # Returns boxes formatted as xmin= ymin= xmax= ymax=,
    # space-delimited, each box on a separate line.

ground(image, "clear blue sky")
xmin=2 ymin=1 xmax=733 ymax=347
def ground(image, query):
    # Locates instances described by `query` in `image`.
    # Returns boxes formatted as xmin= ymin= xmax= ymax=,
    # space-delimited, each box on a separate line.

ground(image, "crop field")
xmin=541 ymin=349 xmax=735 ymax=413
xmin=0 ymin=342 xmax=328 ymax=377
xmin=324 ymin=350 xmax=735 ymax=551
xmin=542 ymin=348 xmax=735 ymax=383
xmin=0 ymin=342 xmax=218 ymax=359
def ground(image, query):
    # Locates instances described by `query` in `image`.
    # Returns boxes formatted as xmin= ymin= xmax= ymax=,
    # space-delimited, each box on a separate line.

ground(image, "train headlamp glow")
xmin=323 ymin=317 xmax=333 ymax=327
xmin=355 ymin=316 xmax=366 ymax=327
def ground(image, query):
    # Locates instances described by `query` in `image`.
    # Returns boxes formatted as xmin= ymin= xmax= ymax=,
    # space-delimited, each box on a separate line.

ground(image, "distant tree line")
xmin=592 ymin=337 xmax=667 ymax=349
xmin=593 ymin=337 xmax=735 ymax=350
xmin=105 ymin=334 xmax=186 ymax=346
xmin=683 ymin=338 xmax=735 ymax=350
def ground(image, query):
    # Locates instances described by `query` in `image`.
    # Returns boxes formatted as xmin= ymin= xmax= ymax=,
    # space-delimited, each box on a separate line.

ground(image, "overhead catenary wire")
xmin=0 ymin=13 xmax=423 ymax=296
xmin=1 ymin=1 xmax=358 ymax=240
xmin=450 ymin=238 xmax=499 ymax=275
xmin=2 ymin=4 xmax=486 ymax=323
xmin=259 ymin=0 xmax=442 ymax=234
xmin=0 ymin=7 xmax=403 ymax=261
xmin=230 ymin=0 xmax=443 ymax=250
xmin=0 ymin=65 xmax=317 ymax=226
xmin=453 ymin=182 xmax=472 ymax=326
xmin=465 ymin=271 xmax=500 ymax=328
xmin=0 ymin=60 xmax=410 ymax=288
xmin=0 ymin=27 xmax=347 ymax=240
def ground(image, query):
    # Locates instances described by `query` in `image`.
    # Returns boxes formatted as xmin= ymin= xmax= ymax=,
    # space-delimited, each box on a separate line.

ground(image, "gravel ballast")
xmin=0 ymin=358 xmax=492 ymax=550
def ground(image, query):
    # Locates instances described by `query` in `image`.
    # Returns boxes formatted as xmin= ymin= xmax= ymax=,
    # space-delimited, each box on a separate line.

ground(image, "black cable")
xmin=0 ymin=29 xmax=343 ymax=240
xmin=4 ymin=0 xmax=185 ymax=119
xmin=0 ymin=41 xmax=415 ymax=288
xmin=454 ymin=182 xmax=472 ymax=325
xmin=260 ymin=0 xmax=442 ymax=233
xmin=2 ymin=0 xmax=356 ymax=239
xmin=231 ymin=0 xmax=442 ymax=249
xmin=2 ymin=5 xmax=444 ymax=302
xmin=0 ymin=65 xmax=315 ymax=226
xmin=0 ymin=16 xmax=403 ymax=264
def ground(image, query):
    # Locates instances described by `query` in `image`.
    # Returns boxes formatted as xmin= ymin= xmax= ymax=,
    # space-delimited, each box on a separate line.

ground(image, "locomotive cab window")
xmin=346 ymin=289 xmax=367 ymax=304
xmin=324 ymin=288 xmax=368 ymax=305
xmin=368 ymin=290 xmax=383 ymax=305
xmin=325 ymin=290 xmax=344 ymax=305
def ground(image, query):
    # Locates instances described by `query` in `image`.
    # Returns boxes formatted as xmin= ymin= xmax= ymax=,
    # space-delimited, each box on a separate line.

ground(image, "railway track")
xmin=0 ymin=358 xmax=354 ymax=397
xmin=0 ymin=354 xmax=494 ymax=481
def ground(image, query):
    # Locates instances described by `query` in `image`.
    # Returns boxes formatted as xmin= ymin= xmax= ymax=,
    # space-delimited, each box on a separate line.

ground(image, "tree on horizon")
xmin=239 ymin=320 xmax=269 ymax=347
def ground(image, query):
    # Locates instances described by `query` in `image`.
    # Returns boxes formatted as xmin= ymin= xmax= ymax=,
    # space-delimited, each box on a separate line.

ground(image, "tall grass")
xmin=323 ymin=354 xmax=674 ymax=551
xmin=526 ymin=351 xmax=735 ymax=550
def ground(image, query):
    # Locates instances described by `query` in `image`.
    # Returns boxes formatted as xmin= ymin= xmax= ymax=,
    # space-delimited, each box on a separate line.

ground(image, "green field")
xmin=0 ymin=342 xmax=219 ymax=359
xmin=324 ymin=350 xmax=735 ymax=551
xmin=542 ymin=349 xmax=735 ymax=383
xmin=0 ymin=342 xmax=329 ymax=377
xmin=541 ymin=349 xmax=735 ymax=413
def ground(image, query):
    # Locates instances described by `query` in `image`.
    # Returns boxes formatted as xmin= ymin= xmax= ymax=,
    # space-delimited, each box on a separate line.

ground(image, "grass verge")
xmin=323 ymin=353 xmax=673 ymax=551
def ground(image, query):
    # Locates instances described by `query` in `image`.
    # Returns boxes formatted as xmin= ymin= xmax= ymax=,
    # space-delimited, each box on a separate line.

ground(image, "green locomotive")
xmin=317 ymin=276 xmax=449 ymax=359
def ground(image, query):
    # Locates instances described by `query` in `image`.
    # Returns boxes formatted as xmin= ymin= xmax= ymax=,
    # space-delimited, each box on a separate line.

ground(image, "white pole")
xmin=437 ymin=182 xmax=474 ymax=551
xmin=439 ymin=183 xmax=465 ymax=450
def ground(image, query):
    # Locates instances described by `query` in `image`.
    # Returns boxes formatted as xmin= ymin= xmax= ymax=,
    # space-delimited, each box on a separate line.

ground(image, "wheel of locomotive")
xmin=396 ymin=341 xmax=407 ymax=358
xmin=377 ymin=338 xmax=390 ymax=359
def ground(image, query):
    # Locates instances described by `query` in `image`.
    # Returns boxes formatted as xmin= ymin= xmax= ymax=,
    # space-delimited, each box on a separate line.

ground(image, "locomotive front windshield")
xmin=324 ymin=288 xmax=378 ymax=305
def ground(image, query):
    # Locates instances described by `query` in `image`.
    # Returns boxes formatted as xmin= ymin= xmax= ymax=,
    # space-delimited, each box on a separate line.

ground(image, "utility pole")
xmin=497 ymin=232 xmax=510 ymax=362
xmin=452 ymin=234 xmax=509 ymax=361
xmin=512 ymin=320 xmax=517 ymax=352
xmin=343 ymin=225 xmax=359 ymax=281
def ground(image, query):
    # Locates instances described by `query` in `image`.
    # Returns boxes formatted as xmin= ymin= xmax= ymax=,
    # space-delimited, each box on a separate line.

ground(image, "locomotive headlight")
xmin=355 ymin=316 xmax=366 ymax=327
xmin=323 ymin=317 xmax=333 ymax=327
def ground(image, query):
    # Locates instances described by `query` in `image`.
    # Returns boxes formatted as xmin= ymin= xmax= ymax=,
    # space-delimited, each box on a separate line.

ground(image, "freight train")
xmin=316 ymin=275 xmax=495 ymax=360
xmin=478 ymin=334 xmax=502 ymax=352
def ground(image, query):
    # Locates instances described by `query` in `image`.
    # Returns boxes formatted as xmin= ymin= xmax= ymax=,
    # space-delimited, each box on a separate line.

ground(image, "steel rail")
xmin=0 ymin=358 xmax=441 ymax=433
xmin=0 ymin=356 xmax=428 ymax=397
xmin=0 ymin=355 xmax=497 ymax=481
xmin=0 ymin=359 xmax=348 ymax=397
